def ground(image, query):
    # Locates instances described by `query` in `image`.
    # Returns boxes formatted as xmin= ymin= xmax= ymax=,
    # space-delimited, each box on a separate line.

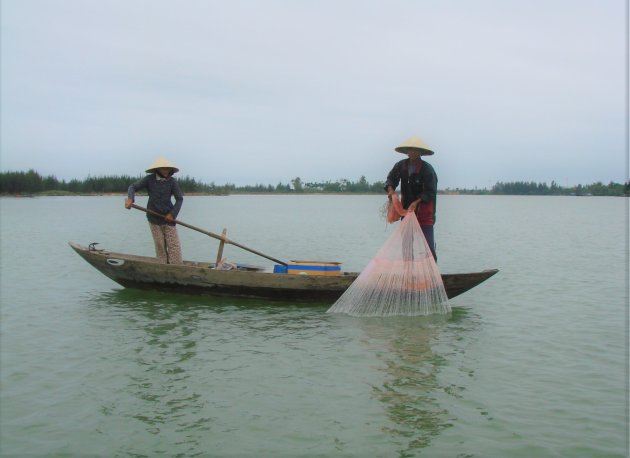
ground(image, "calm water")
xmin=0 ymin=194 xmax=627 ymax=457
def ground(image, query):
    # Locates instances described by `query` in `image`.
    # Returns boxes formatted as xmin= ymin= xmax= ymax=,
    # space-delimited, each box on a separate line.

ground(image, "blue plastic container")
xmin=273 ymin=265 xmax=288 ymax=274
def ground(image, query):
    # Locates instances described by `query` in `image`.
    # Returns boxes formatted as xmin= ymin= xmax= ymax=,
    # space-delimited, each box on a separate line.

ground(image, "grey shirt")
xmin=128 ymin=174 xmax=184 ymax=225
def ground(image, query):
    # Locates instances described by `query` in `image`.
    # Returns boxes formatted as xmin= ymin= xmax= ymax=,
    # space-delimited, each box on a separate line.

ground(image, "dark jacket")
xmin=385 ymin=158 xmax=437 ymax=224
xmin=128 ymin=174 xmax=184 ymax=225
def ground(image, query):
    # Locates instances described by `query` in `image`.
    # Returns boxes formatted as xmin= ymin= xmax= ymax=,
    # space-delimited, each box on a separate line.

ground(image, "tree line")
xmin=465 ymin=180 xmax=628 ymax=196
xmin=0 ymin=169 xmax=628 ymax=196
xmin=0 ymin=170 xmax=387 ymax=195
xmin=0 ymin=169 xmax=232 ymax=195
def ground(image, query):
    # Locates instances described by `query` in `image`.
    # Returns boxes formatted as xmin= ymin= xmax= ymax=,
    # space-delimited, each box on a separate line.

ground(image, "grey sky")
xmin=1 ymin=0 xmax=626 ymax=189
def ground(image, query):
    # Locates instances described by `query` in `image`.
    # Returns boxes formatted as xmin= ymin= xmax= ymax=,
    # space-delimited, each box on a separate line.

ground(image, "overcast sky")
xmin=1 ymin=0 xmax=627 ymax=189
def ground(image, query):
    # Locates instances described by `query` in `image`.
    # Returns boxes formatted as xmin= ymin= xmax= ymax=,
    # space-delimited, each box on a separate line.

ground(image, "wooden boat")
xmin=69 ymin=242 xmax=498 ymax=302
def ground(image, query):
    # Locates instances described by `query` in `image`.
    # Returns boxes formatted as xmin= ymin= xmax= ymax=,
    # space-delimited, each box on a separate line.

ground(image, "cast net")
xmin=327 ymin=194 xmax=450 ymax=317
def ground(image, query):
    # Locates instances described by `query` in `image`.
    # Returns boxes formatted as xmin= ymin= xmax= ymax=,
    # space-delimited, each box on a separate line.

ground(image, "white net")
xmin=327 ymin=205 xmax=450 ymax=317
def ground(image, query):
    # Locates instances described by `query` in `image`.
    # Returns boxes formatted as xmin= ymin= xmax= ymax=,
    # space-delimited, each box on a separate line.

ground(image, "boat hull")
xmin=69 ymin=242 xmax=498 ymax=302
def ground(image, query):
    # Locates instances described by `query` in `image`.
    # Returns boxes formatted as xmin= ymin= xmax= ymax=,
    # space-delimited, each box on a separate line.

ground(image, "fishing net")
xmin=327 ymin=194 xmax=450 ymax=317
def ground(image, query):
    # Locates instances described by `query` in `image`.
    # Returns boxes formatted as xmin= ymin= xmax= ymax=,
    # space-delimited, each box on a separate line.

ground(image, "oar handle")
xmin=129 ymin=203 xmax=288 ymax=266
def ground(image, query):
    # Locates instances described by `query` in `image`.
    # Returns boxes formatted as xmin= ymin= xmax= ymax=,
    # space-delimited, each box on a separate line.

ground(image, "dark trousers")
xmin=421 ymin=224 xmax=437 ymax=261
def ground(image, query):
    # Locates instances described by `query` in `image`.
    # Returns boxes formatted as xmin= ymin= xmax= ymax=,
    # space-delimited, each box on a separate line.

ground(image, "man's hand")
xmin=124 ymin=198 xmax=133 ymax=209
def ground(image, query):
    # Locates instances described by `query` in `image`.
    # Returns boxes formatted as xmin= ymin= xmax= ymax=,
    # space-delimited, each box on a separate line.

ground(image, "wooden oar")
xmin=129 ymin=203 xmax=288 ymax=266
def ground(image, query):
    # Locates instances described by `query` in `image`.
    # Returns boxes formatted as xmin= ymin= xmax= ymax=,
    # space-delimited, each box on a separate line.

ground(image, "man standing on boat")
xmin=125 ymin=157 xmax=184 ymax=264
xmin=384 ymin=136 xmax=438 ymax=261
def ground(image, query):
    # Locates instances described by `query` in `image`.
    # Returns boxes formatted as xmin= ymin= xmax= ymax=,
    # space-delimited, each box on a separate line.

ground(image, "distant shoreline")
xmin=2 ymin=170 xmax=628 ymax=196
xmin=2 ymin=191 xmax=625 ymax=198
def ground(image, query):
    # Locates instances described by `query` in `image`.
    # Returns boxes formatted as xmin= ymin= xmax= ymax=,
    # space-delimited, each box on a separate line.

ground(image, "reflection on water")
xmin=86 ymin=290 xmax=481 ymax=456
xmin=360 ymin=310 xmax=477 ymax=455
xmin=84 ymin=289 xmax=335 ymax=455
xmin=95 ymin=288 xmax=332 ymax=314
xmin=87 ymin=291 xmax=214 ymax=452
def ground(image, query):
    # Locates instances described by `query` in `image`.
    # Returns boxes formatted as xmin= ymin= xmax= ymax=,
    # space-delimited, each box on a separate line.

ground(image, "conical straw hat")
xmin=394 ymin=136 xmax=434 ymax=155
xmin=145 ymin=157 xmax=179 ymax=174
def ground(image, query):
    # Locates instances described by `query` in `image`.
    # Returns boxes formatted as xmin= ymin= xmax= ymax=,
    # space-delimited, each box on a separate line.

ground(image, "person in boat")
xmin=384 ymin=136 xmax=438 ymax=261
xmin=125 ymin=157 xmax=184 ymax=264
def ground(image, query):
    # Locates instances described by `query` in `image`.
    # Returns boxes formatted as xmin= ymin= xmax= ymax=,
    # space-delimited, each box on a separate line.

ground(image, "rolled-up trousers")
xmin=149 ymin=222 xmax=183 ymax=264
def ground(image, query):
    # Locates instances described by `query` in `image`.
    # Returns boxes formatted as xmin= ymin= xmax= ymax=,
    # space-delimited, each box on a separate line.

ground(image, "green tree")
xmin=291 ymin=177 xmax=303 ymax=192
